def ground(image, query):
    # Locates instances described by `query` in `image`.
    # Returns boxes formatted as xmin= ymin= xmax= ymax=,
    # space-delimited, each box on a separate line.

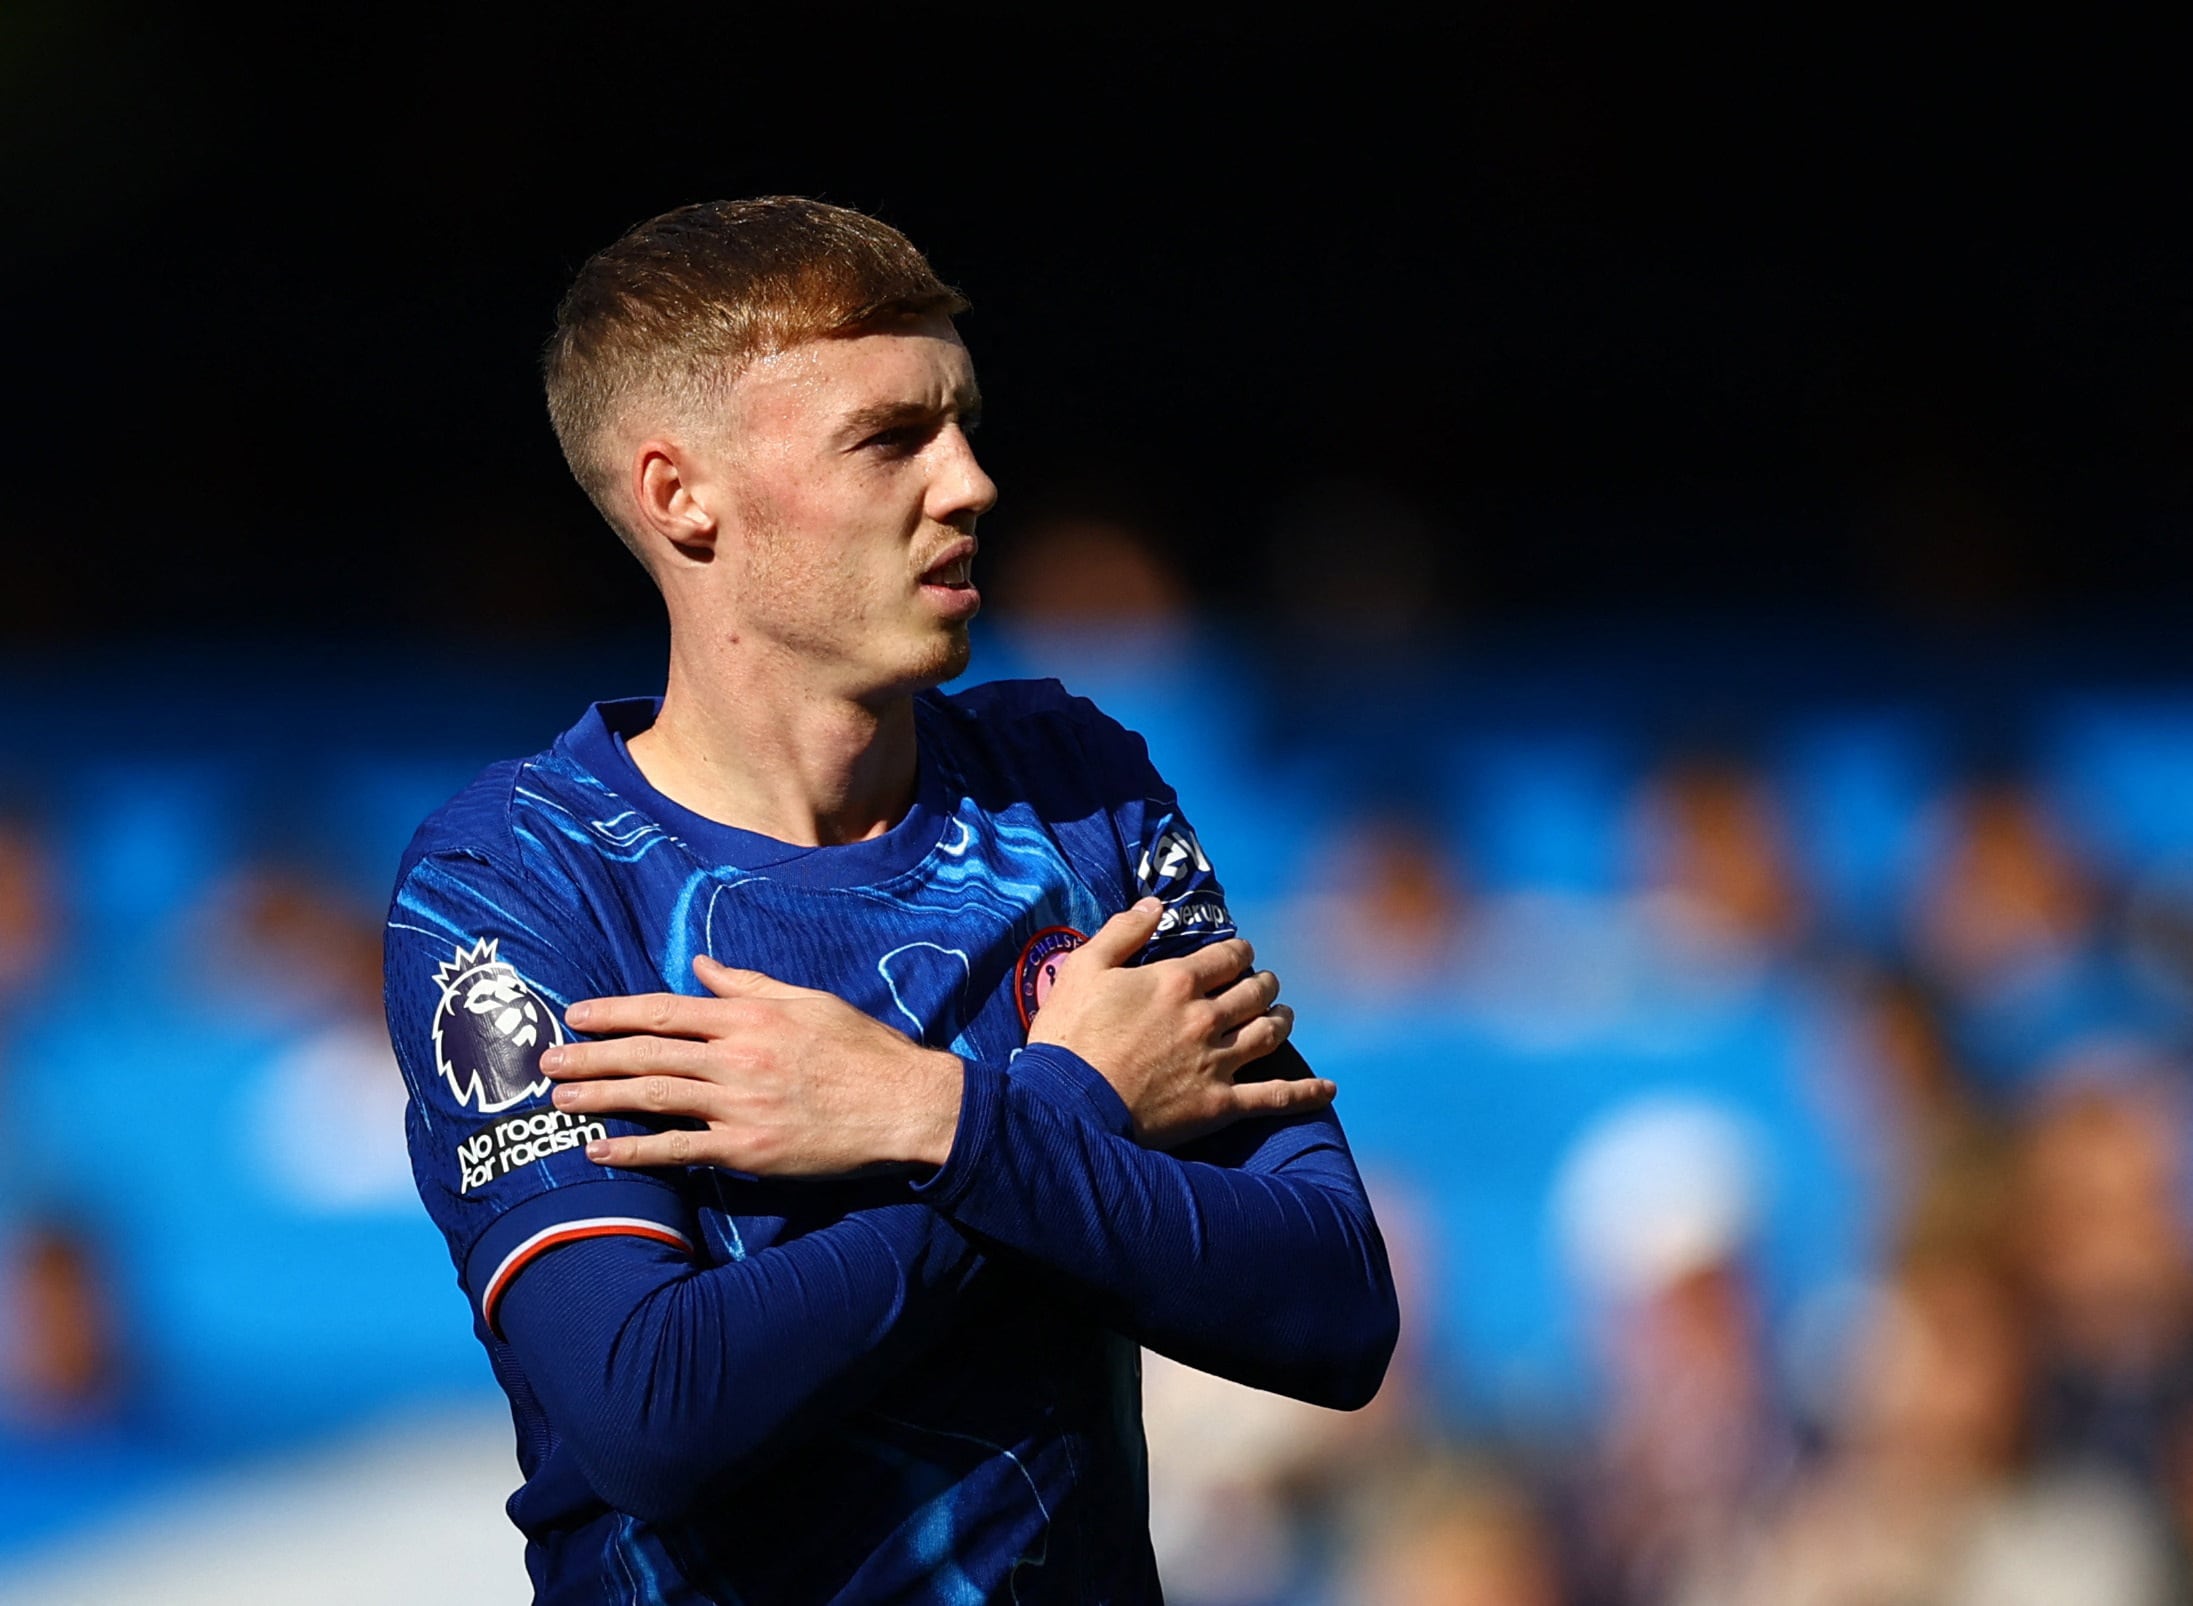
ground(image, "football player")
xmin=384 ymin=198 xmax=1397 ymax=1603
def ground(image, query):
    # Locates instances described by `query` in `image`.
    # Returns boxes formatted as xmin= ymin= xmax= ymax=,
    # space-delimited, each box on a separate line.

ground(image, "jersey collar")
xmin=560 ymin=696 xmax=955 ymax=889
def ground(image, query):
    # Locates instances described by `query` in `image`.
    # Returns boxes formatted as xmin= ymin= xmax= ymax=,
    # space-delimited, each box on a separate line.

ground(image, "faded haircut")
xmin=543 ymin=197 xmax=967 ymax=557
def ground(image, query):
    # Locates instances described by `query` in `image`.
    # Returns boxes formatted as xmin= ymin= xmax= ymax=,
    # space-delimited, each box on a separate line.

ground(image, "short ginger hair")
xmin=543 ymin=197 xmax=967 ymax=554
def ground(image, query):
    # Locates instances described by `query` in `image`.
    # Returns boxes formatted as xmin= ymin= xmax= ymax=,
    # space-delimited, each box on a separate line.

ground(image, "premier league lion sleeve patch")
xmin=386 ymin=849 xmax=693 ymax=1331
xmin=433 ymin=938 xmax=562 ymax=1115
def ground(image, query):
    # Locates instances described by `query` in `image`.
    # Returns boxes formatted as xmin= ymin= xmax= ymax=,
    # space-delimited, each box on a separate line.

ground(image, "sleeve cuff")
xmin=463 ymin=1175 xmax=693 ymax=1337
xmin=1007 ymin=1044 xmax=1134 ymax=1138
xmin=911 ymin=1056 xmax=1007 ymax=1214
xmin=913 ymin=1046 xmax=1135 ymax=1217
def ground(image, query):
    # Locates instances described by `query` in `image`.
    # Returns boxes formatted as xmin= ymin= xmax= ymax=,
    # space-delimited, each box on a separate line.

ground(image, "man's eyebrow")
xmin=839 ymin=385 xmax=984 ymax=439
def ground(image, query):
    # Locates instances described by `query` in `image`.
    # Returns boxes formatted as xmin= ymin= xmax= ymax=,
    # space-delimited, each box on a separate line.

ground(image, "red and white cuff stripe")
xmin=479 ymin=1216 xmax=692 ymax=1335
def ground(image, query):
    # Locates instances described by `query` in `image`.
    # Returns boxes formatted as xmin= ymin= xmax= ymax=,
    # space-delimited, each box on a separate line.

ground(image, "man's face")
xmin=700 ymin=312 xmax=994 ymax=700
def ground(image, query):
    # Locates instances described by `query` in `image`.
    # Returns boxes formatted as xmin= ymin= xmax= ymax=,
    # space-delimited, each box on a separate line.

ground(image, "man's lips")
xmin=918 ymin=543 xmax=981 ymax=620
xmin=918 ymin=545 xmax=977 ymax=588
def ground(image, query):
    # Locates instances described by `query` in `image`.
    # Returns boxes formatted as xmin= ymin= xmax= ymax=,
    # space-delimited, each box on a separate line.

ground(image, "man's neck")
xmin=626 ymin=644 xmax=921 ymax=849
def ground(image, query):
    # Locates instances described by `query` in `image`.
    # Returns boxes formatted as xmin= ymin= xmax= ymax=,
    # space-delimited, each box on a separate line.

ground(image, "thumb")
xmin=692 ymin=953 xmax=797 ymax=999
xmin=1075 ymin=897 xmax=1166 ymax=969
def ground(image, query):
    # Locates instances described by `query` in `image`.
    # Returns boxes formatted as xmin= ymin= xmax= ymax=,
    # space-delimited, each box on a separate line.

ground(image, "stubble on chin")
xmin=927 ymin=622 xmax=974 ymax=687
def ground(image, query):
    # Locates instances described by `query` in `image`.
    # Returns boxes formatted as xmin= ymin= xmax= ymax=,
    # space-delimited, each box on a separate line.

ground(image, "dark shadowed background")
xmin=9 ymin=10 xmax=2191 ymax=645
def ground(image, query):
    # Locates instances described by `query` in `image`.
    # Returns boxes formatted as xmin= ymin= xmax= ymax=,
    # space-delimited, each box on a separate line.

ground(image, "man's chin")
xmin=880 ymin=625 xmax=974 ymax=697
xmin=917 ymin=627 xmax=974 ymax=691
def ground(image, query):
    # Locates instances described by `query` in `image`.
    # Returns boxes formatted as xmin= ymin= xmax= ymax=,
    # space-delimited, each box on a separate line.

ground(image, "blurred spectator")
xmin=1143 ymin=1352 xmax=1353 ymax=1605
xmin=0 ymin=1224 xmax=120 ymax=1433
xmin=8 ymin=858 xmax=477 ymax=1451
xmin=1845 ymin=968 xmax=1981 ymax=1169
xmin=988 ymin=513 xmax=1192 ymax=635
xmin=2014 ymin=1065 xmax=2193 ymax=1490
xmin=0 ymin=815 xmax=60 ymax=1013
xmin=1718 ymin=1233 xmax=2177 ymax=1606
xmin=183 ymin=867 xmax=416 ymax=1213
xmin=1429 ymin=752 xmax=1815 ymax=1056
xmin=1903 ymin=775 xmax=2154 ymax=1088
xmin=1807 ymin=964 xmax=1996 ymax=1252
xmin=1334 ymin=1454 xmax=1563 ymax=1606
xmin=0 ymin=818 xmax=100 ymax=1438
xmin=178 ymin=865 xmax=387 ymax=1033
xmin=2126 ymin=860 xmax=2193 ymax=1023
xmin=1554 ymin=1098 xmax=1796 ymax=1606
xmin=1628 ymin=757 xmax=1807 ymax=955
xmin=1145 ymin=1181 xmax=1436 ymax=1605
xmin=1278 ymin=811 xmax=1470 ymax=1004
xmin=1908 ymin=779 xmax=2096 ymax=995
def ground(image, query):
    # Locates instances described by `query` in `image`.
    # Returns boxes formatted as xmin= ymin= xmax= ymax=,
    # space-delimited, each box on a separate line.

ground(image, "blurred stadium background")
xmin=11 ymin=10 xmax=2193 ymax=1604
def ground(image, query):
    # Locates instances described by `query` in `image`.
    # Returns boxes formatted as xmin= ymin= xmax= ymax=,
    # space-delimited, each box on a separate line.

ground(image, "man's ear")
xmin=629 ymin=439 xmax=719 ymax=563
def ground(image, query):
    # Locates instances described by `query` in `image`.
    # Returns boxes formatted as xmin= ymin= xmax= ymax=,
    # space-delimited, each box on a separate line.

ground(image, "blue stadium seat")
xmin=10 ymin=1001 xmax=495 ymax=1454
xmin=1301 ymin=971 xmax=1871 ymax=1433
xmin=53 ymin=761 xmax=248 ymax=958
xmin=1776 ymin=712 xmax=1945 ymax=947
xmin=1440 ymin=730 xmax=1635 ymax=895
xmin=312 ymin=755 xmax=491 ymax=907
xmin=2037 ymin=695 xmax=2193 ymax=873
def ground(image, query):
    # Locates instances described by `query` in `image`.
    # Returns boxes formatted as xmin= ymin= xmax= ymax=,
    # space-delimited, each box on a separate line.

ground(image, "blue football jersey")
xmin=384 ymin=679 xmax=1247 ymax=1603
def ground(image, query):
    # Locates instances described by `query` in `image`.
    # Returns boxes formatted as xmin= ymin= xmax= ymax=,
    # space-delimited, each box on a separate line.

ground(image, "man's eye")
xmin=861 ymin=426 xmax=924 ymax=456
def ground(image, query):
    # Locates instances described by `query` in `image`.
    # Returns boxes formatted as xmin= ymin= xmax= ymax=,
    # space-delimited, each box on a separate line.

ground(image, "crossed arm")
xmin=498 ymin=902 xmax=1398 ymax=1520
xmin=541 ymin=899 xmax=1329 ymax=1166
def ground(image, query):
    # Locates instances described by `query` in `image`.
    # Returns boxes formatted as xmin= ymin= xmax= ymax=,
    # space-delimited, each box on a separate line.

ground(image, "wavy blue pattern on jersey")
xmin=384 ymin=681 xmax=1233 ymax=1604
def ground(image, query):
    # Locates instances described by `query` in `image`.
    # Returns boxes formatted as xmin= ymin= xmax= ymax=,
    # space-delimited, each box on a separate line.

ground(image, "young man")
xmin=383 ymin=198 xmax=1398 ymax=1603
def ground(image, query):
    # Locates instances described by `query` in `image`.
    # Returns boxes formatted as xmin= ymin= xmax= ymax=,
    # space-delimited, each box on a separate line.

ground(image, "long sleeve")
xmin=915 ymin=1042 xmax=1398 ymax=1410
xmin=496 ymin=1201 xmax=980 ymax=1525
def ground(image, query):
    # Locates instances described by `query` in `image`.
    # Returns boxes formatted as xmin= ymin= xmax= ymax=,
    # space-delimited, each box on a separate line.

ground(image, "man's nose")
xmin=931 ymin=426 xmax=998 ymax=522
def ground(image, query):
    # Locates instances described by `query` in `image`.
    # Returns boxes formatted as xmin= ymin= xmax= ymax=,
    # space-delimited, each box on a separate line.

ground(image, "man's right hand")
xmin=1026 ymin=898 xmax=1331 ymax=1149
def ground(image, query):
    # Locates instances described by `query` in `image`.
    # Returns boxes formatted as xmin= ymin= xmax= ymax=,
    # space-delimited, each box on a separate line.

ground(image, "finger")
xmin=1224 ymin=1076 xmax=1336 ymax=1120
xmin=1214 ymin=1004 xmax=1296 ymax=1065
xmin=540 ymin=1036 xmax=717 ymax=1081
xmin=1072 ymin=899 xmax=1166 ymax=969
xmin=1177 ymin=937 xmax=1257 ymax=993
xmin=557 ymin=1081 xmax=721 ymax=1128
xmin=551 ymin=1071 xmax=722 ymax=1121
xmin=563 ymin=991 xmax=723 ymax=1038
xmin=1208 ymin=969 xmax=1281 ymax=1032
xmin=584 ymin=1127 xmax=715 ymax=1169
xmin=692 ymin=954 xmax=811 ymax=1001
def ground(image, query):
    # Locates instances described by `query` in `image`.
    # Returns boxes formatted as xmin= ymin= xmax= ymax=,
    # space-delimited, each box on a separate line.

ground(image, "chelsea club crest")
xmin=1014 ymin=925 xmax=1087 ymax=1030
